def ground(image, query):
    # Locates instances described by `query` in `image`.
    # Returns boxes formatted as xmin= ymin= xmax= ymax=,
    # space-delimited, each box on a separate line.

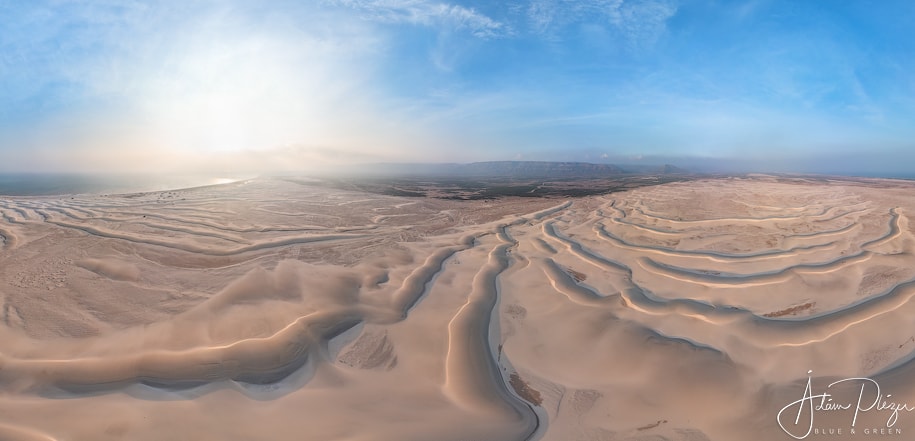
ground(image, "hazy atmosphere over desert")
xmin=3 ymin=1 xmax=915 ymax=440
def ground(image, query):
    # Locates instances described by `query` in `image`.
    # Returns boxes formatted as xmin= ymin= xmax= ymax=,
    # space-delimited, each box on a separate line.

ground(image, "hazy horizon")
xmin=2 ymin=1 xmax=914 ymax=175
xmin=5 ymin=161 xmax=915 ymax=198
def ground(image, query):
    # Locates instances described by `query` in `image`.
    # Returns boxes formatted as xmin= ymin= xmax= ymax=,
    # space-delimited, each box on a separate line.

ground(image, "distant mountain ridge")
xmin=344 ymin=161 xmax=688 ymax=178
xmin=456 ymin=161 xmax=626 ymax=176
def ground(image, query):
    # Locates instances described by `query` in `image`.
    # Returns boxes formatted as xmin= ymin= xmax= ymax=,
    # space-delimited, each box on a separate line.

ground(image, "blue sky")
xmin=1 ymin=0 xmax=914 ymax=174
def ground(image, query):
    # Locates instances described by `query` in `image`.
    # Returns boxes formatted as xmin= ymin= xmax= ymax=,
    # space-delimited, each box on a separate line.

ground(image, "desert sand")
xmin=2 ymin=175 xmax=915 ymax=440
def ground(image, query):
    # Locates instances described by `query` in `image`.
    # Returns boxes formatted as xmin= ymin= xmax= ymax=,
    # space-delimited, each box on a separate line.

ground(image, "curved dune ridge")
xmin=2 ymin=176 xmax=915 ymax=439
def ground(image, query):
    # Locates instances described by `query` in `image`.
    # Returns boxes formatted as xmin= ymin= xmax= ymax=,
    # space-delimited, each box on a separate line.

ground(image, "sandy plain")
xmin=2 ymin=175 xmax=915 ymax=440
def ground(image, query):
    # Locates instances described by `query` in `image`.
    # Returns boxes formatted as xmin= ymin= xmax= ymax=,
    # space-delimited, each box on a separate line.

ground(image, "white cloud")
xmin=332 ymin=0 xmax=511 ymax=38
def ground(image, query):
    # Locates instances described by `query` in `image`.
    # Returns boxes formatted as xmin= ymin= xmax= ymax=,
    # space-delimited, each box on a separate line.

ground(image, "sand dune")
xmin=2 ymin=176 xmax=915 ymax=439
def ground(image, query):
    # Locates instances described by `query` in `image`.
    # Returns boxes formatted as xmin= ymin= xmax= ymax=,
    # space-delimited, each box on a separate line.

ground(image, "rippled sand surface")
xmin=2 ymin=175 xmax=915 ymax=440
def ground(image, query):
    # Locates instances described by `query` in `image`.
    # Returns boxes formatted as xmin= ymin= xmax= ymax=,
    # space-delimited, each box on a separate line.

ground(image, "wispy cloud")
xmin=524 ymin=0 xmax=677 ymax=47
xmin=612 ymin=0 xmax=678 ymax=48
xmin=331 ymin=0 xmax=511 ymax=38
